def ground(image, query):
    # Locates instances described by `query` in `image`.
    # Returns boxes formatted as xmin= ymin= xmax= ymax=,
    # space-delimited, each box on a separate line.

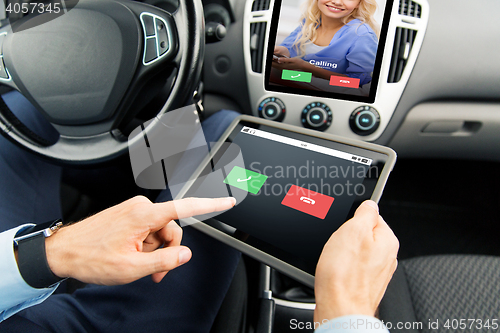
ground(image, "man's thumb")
xmin=352 ymin=200 xmax=380 ymax=229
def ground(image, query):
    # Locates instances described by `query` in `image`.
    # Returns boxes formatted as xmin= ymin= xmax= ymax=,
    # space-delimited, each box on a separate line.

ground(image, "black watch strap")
xmin=17 ymin=232 xmax=63 ymax=289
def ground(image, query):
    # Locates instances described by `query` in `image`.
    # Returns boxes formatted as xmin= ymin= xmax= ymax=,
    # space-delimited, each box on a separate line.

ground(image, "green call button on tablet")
xmin=281 ymin=70 xmax=312 ymax=83
xmin=223 ymin=166 xmax=268 ymax=194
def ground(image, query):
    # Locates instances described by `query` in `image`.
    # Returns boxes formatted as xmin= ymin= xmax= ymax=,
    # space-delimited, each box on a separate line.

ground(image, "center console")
xmin=243 ymin=0 xmax=429 ymax=141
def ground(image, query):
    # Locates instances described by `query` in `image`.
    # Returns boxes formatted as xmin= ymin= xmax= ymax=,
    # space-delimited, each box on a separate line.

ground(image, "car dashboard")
xmin=203 ymin=0 xmax=500 ymax=162
xmin=243 ymin=0 xmax=428 ymax=142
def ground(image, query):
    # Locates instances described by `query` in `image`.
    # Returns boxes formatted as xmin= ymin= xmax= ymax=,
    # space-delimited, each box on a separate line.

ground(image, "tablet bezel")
xmin=175 ymin=116 xmax=396 ymax=288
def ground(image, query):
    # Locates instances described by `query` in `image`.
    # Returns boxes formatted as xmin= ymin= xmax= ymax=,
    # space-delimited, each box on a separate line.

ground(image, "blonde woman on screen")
xmin=274 ymin=0 xmax=380 ymax=86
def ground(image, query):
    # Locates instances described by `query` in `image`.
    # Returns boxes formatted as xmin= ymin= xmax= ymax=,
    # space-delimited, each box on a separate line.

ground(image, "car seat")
xmin=379 ymin=255 xmax=500 ymax=333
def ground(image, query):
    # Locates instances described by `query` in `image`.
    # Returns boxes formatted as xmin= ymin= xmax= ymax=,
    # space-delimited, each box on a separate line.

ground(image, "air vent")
xmin=252 ymin=0 xmax=271 ymax=11
xmin=250 ymin=22 xmax=267 ymax=73
xmin=387 ymin=27 xmax=417 ymax=83
xmin=399 ymin=0 xmax=421 ymax=18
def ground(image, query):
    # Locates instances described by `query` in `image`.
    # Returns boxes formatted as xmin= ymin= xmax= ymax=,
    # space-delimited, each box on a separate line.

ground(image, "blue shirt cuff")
xmin=0 ymin=225 xmax=59 ymax=322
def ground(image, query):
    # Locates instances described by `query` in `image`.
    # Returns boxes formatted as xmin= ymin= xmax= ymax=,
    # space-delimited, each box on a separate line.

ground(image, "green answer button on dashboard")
xmin=281 ymin=70 xmax=312 ymax=83
xmin=223 ymin=166 xmax=268 ymax=194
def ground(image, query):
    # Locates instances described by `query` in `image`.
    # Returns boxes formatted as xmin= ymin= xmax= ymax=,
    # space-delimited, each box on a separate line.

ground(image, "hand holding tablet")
xmin=314 ymin=200 xmax=399 ymax=322
xmin=177 ymin=116 xmax=396 ymax=287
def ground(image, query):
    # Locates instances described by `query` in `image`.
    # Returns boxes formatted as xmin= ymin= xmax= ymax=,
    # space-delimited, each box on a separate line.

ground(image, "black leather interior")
xmin=210 ymin=257 xmax=248 ymax=333
xmin=379 ymin=255 xmax=500 ymax=333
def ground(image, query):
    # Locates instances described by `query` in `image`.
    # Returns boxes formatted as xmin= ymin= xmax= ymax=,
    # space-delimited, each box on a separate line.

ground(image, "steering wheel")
xmin=0 ymin=0 xmax=204 ymax=165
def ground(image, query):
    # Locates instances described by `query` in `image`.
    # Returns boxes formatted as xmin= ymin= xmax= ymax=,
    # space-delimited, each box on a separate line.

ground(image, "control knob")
xmin=349 ymin=106 xmax=380 ymax=136
xmin=301 ymin=102 xmax=332 ymax=131
xmin=258 ymin=97 xmax=286 ymax=122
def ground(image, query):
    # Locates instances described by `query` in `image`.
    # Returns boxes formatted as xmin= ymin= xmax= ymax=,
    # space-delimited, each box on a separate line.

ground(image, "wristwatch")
xmin=13 ymin=219 xmax=66 ymax=289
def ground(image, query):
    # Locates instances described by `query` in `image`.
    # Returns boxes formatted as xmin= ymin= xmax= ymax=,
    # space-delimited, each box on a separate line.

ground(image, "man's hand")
xmin=45 ymin=196 xmax=236 ymax=285
xmin=314 ymin=200 xmax=399 ymax=323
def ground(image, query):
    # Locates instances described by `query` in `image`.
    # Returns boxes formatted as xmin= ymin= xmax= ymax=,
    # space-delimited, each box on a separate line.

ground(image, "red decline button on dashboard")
xmin=281 ymin=185 xmax=334 ymax=220
xmin=329 ymin=76 xmax=360 ymax=88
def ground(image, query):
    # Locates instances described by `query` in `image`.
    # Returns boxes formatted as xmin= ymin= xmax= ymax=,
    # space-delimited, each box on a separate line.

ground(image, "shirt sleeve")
xmin=345 ymin=32 xmax=378 ymax=85
xmin=0 ymin=225 xmax=59 ymax=323
xmin=279 ymin=24 xmax=302 ymax=58
xmin=315 ymin=315 xmax=390 ymax=333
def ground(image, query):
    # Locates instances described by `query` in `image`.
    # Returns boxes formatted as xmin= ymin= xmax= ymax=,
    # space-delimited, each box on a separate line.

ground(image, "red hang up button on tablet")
xmin=281 ymin=185 xmax=334 ymax=220
xmin=329 ymin=76 xmax=360 ymax=88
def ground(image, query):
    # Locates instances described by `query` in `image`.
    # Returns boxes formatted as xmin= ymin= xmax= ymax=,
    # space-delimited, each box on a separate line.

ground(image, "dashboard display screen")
xmin=264 ymin=0 xmax=394 ymax=103
xmin=182 ymin=121 xmax=392 ymax=276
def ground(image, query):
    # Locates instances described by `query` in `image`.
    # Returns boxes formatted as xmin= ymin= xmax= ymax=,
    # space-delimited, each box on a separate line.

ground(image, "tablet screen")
xmin=183 ymin=121 xmax=391 ymax=276
xmin=264 ymin=0 xmax=394 ymax=103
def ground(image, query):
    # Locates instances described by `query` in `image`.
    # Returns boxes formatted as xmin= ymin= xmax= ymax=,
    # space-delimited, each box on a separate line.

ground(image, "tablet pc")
xmin=175 ymin=116 xmax=396 ymax=288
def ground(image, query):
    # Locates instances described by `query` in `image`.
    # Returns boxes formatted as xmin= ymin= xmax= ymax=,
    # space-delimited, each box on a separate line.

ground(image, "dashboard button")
xmin=281 ymin=70 xmax=312 ymax=83
xmin=301 ymin=102 xmax=332 ymax=131
xmin=156 ymin=19 xmax=169 ymax=55
xmin=144 ymin=38 xmax=158 ymax=63
xmin=329 ymin=76 xmax=360 ymax=88
xmin=357 ymin=111 xmax=375 ymax=130
xmin=307 ymin=108 xmax=327 ymax=127
xmin=264 ymin=104 xmax=279 ymax=118
xmin=349 ymin=106 xmax=380 ymax=136
xmin=258 ymin=97 xmax=286 ymax=122
xmin=142 ymin=15 xmax=156 ymax=37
